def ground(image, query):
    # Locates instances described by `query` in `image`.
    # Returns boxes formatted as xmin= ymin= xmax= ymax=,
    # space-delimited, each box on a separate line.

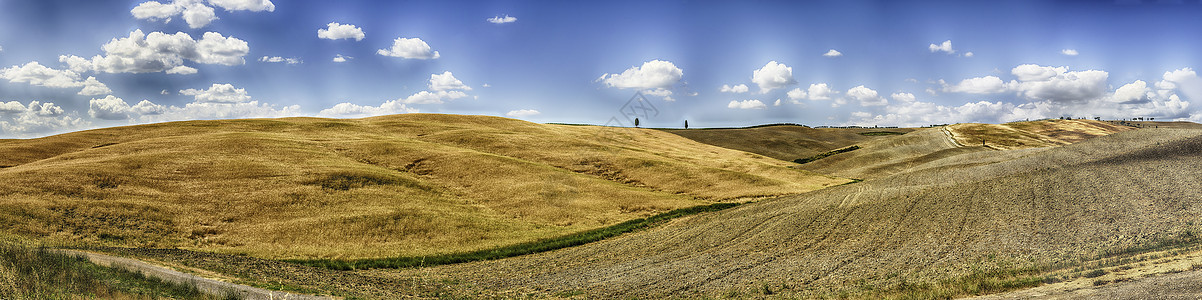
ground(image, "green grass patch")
xmin=288 ymin=202 xmax=742 ymax=270
xmin=793 ymin=145 xmax=861 ymax=164
xmin=0 ymin=243 xmax=240 ymax=299
xmin=858 ymin=131 xmax=905 ymax=136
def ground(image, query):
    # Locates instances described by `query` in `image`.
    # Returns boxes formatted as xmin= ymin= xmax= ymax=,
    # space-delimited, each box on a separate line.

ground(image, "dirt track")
xmin=60 ymin=250 xmax=332 ymax=300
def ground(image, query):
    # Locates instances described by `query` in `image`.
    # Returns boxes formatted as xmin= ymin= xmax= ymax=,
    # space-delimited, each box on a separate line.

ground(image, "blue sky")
xmin=2 ymin=0 xmax=1202 ymax=137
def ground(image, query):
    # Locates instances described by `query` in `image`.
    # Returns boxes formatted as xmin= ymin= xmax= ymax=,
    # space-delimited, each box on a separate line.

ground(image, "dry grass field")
xmin=0 ymin=114 xmax=846 ymax=260
xmin=377 ymin=126 xmax=1202 ymax=299
xmin=663 ymin=125 xmax=916 ymax=162
xmin=948 ymin=119 xmax=1132 ymax=150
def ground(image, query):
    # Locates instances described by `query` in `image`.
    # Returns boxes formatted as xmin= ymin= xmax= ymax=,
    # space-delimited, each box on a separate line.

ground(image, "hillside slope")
xmin=0 ymin=114 xmax=847 ymax=259
xmin=801 ymin=119 xmax=1130 ymax=180
xmin=412 ymin=128 xmax=1202 ymax=298
xmin=662 ymin=125 xmax=916 ymax=162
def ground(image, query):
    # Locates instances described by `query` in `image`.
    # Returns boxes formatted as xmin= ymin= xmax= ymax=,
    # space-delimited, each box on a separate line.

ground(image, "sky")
xmin=2 ymin=0 xmax=1202 ymax=138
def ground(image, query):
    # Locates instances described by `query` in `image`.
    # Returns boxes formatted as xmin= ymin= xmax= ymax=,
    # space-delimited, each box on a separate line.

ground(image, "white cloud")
xmin=207 ymin=0 xmax=275 ymax=12
xmin=179 ymin=83 xmax=252 ymax=103
xmin=132 ymin=99 xmax=166 ymax=115
xmin=846 ymin=85 xmax=887 ymax=106
xmin=0 ymin=101 xmax=85 ymax=136
xmin=641 ymin=88 xmax=673 ymax=99
xmin=317 ymin=101 xmax=418 ymax=118
xmin=600 ymin=60 xmax=683 ymax=90
xmin=1161 ymin=67 xmax=1202 ymax=102
xmin=1 ymin=61 xmax=85 ymax=88
xmin=720 ymin=84 xmax=749 ymax=93
xmin=89 ymin=95 xmax=133 ymax=120
xmin=78 ymin=77 xmax=112 ymax=96
xmin=318 ymin=22 xmax=366 ymax=41
xmin=1111 ymin=80 xmax=1150 ymax=104
xmin=944 ymin=76 xmax=1007 ymax=94
xmin=773 ymin=99 xmax=782 ymax=106
xmin=377 ymin=37 xmax=440 ymax=59
xmin=1010 ymin=65 xmax=1108 ymax=102
xmin=63 ymin=30 xmax=249 ymax=74
xmin=751 ymin=61 xmax=797 ymax=93
xmin=140 ymin=101 xmax=300 ymax=122
xmin=429 ymin=71 xmax=471 ymax=91
xmin=487 ymin=15 xmax=517 ymax=24
xmin=727 ymin=100 xmax=767 ymax=109
xmin=964 ymin=52 xmax=974 ymax=57
xmin=401 ymin=90 xmax=468 ymax=104
xmin=823 ymin=49 xmax=843 ymax=57
xmin=332 ymin=54 xmax=351 ymax=62
xmin=787 ymin=87 xmax=807 ymax=100
xmin=1011 ymin=64 xmax=1067 ymax=81
xmin=506 ymin=109 xmax=540 ymax=118
xmin=259 ymin=56 xmax=301 ymax=64
xmin=166 ymin=66 xmax=198 ymax=75
xmin=160 ymin=90 xmax=170 ymax=95
xmin=0 ymin=62 xmax=112 ymax=95
xmin=131 ymin=0 xmax=273 ymax=28
xmin=929 ymin=40 xmax=954 ymax=54
xmin=807 ymin=83 xmax=834 ymax=100
xmin=891 ymin=92 xmax=916 ymax=103
xmin=180 ymin=2 xmax=217 ymax=29
xmin=1062 ymin=49 xmax=1079 ymax=56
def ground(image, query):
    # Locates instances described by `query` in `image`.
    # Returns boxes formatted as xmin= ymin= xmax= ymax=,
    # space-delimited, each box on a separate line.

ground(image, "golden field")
xmin=0 ymin=114 xmax=846 ymax=259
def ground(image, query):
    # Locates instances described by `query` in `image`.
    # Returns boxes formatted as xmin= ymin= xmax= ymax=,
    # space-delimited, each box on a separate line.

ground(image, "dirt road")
xmin=59 ymin=250 xmax=332 ymax=300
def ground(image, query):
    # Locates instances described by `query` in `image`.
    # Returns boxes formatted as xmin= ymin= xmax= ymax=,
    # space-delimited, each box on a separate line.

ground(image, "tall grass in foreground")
xmin=289 ymin=202 xmax=741 ymax=270
xmin=0 ymin=243 xmax=240 ymax=299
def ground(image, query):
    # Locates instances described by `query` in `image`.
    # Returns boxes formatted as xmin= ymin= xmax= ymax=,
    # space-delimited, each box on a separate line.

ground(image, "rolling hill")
xmin=662 ymin=125 xmax=916 ymax=162
xmin=0 ymin=114 xmax=847 ymax=260
xmin=403 ymin=125 xmax=1202 ymax=299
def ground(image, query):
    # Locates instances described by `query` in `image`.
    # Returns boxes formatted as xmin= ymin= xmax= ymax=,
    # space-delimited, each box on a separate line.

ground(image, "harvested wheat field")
xmin=370 ymin=126 xmax=1202 ymax=298
xmin=662 ymin=125 xmax=917 ymax=162
xmin=0 ymin=114 xmax=846 ymax=260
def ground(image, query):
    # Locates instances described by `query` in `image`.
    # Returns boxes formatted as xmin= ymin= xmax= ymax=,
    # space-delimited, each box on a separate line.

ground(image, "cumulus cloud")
xmin=61 ymin=30 xmax=249 ymax=74
xmin=720 ymin=84 xmax=749 ymax=93
xmin=332 ymin=54 xmax=351 ymax=62
xmin=131 ymin=0 xmax=274 ymax=28
xmin=1010 ymin=65 xmax=1108 ymax=102
xmin=166 ymin=66 xmax=198 ymax=75
xmin=317 ymin=101 xmax=418 ymax=118
xmin=964 ymin=52 xmax=975 ymax=58
xmin=0 ymin=101 xmax=85 ymax=136
xmin=0 ymin=62 xmax=111 ymax=95
xmin=929 ymin=40 xmax=954 ymax=54
xmin=429 ymin=71 xmax=471 ymax=91
xmin=506 ymin=109 xmax=540 ymax=118
xmin=727 ymin=100 xmax=767 ymax=109
xmin=318 ymin=22 xmax=366 ymax=41
xmin=206 ymin=0 xmax=274 ymax=12
xmin=891 ymin=92 xmax=916 ymax=103
xmin=259 ymin=56 xmax=301 ymax=64
xmin=1011 ymin=64 xmax=1066 ymax=82
xmin=179 ymin=83 xmax=252 ymax=103
xmin=89 ymin=95 xmax=133 ymax=120
xmin=807 ymin=83 xmax=834 ymax=100
xmin=823 ymin=49 xmax=843 ymax=57
xmin=132 ymin=99 xmax=166 ymax=115
xmin=1111 ymin=80 xmax=1150 ymax=104
xmin=1160 ymin=68 xmax=1202 ymax=102
xmin=1061 ymin=49 xmax=1079 ymax=56
xmin=751 ymin=61 xmax=797 ymax=93
xmin=599 ymin=60 xmax=683 ymax=90
xmin=377 ymin=37 xmax=440 ymax=59
xmin=944 ymin=76 xmax=1007 ymax=94
xmin=400 ymin=90 xmax=468 ymax=104
xmin=140 ymin=101 xmax=300 ymax=122
xmin=487 ymin=15 xmax=517 ymax=24
xmin=846 ymin=85 xmax=887 ymax=106
xmin=787 ymin=87 xmax=807 ymax=101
